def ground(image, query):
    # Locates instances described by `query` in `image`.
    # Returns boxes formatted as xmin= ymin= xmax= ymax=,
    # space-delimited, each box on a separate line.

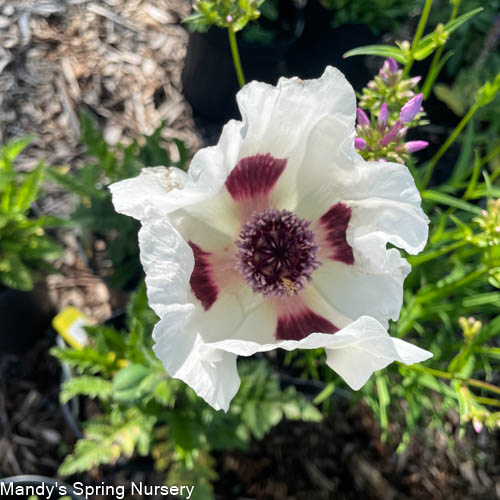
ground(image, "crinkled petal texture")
xmin=111 ymin=67 xmax=432 ymax=411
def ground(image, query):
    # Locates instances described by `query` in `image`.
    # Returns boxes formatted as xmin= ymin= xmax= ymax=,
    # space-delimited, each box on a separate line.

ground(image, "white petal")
xmin=237 ymin=67 xmax=355 ymax=161
xmin=153 ymin=313 xmax=240 ymax=411
xmin=138 ymin=208 xmax=194 ymax=318
xmin=236 ymin=68 xmax=356 ymax=211
xmin=324 ymin=317 xmax=432 ymax=390
xmin=348 ymin=195 xmax=429 ymax=256
xmin=202 ymin=316 xmax=431 ymax=391
xmin=110 ymin=166 xmax=187 ymax=220
xmin=296 ymin=158 xmax=428 ymax=257
xmin=110 ymin=119 xmax=245 ymax=220
xmin=312 ymin=251 xmax=410 ymax=327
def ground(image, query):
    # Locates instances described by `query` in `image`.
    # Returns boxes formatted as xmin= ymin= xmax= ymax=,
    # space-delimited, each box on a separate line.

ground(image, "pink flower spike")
xmin=226 ymin=14 xmax=233 ymax=23
xmin=356 ymin=107 xmax=370 ymax=126
xmin=399 ymin=94 xmax=423 ymax=123
xmin=378 ymin=103 xmax=389 ymax=129
xmin=380 ymin=121 xmax=403 ymax=146
xmin=404 ymin=141 xmax=429 ymax=153
xmin=354 ymin=138 xmax=367 ymax=150
xmin=380 ymin=70 xmax=389 ymax=82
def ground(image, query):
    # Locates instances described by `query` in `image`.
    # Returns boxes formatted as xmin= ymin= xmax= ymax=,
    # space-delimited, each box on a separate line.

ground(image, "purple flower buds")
xmin=226 ymin=14 xmax=233 ymax=23
xmin=380 ymin=122 xmax=403 ymax=146
xmin=378 ymin=103 xmax=389 ymax=129
xmin=385 ymin=57 xmax=398 ymax=74
xmin=404 ymin=141 xmax=429 ymax=153
xmin=399 ymin=94 xmax=423 ymax=123
xmin=354 ymin=138 xmax=367 ymax=150
xmin=356 ymin=107 xmax=370 ymax=127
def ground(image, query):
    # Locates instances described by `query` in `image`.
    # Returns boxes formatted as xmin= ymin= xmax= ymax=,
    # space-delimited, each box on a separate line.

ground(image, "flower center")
xmin=236 ymin=208 xmax=320 ymax=297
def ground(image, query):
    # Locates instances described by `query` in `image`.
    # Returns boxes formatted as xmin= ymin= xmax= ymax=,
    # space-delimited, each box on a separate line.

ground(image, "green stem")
xmin=403 ymin=0 xmax=434 ymax=78
xmin=408 ymin=364 xmax=500 ymax=397
xmin=228 ymin=27 xmax=245 ymax=89
xmin=421 ymin=1 xmax=460 ymax=98
xmin=421 ymin=48 xmax=444 ymax=99
xmin=421 ymin=103 xmax=479 ymax=188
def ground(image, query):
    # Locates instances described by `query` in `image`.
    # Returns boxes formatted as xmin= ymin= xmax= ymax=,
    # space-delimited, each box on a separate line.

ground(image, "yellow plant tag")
xmin=52 ymin=306 xmax=90 ymax=350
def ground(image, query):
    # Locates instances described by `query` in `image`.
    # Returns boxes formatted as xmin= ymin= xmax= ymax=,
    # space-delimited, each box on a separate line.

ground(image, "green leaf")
xmin=474 ymin=72 xmax=500 ymax=108
xmin=60 ymin=376 xmax=113 ymax=403
xmin=0 ymin=255 xmax=34 ymax=290
xmin=46 ymin=167 xmax=103 ymax=199
xmin=375 ymin=374 xmax=390 ymax=440
xmin=0 ymin=136 xmax=33 ymax=171
xmin=113 ymin=364 xmax=152 ymax=403
xmin=422 ymin=189 xmax=483 ymax=214
xmin=59 ymin=409 xmax=154 ymax=476
xmin=14 ymin=163 xmax=45 ymax=212
xmin=50 ymin=346 xmax=117 ymax=374
xmin=312 ymin=382 xmax=336 ymax=405
xmin=414 ymin=8 xmax=483 ymax=61
xmin=343 ymin=45 xmax=407 ymax=63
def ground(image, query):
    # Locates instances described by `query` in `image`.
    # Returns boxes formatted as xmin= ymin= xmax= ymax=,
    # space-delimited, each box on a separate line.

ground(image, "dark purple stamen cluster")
xmin=236 ymin=208 xmax=320 ymax=297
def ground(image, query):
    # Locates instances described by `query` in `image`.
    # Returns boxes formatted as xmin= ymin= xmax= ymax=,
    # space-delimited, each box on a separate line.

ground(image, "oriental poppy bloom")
xmin=111 ymin=67 xmax=431 ymax=410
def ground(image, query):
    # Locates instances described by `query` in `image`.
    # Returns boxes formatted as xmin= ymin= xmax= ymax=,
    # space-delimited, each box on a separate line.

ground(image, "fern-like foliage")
xmin=60 ymin=376 xmax=113 ymax=404
xmin=59 ymin=408 xmax=155 ymax=476
xmin=0 ymin=137 xmax=62 ymax=290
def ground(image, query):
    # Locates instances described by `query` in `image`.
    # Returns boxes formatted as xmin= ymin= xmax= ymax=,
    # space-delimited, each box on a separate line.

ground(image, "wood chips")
xmin=0 ymin=0 xmax=201 ymax=171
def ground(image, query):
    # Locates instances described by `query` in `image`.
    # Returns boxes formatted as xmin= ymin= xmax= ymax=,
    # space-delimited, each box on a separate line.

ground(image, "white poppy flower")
xmin=110 ymin=67 xmax=432 ymax=411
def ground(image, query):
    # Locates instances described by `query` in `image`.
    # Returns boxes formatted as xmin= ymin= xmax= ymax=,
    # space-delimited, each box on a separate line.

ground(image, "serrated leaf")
xmin=14 ymin=163 xmax=45 ymax=212
xmin=0 ymin=255 xmax=34 ymax=290
xmin=0 ymin=136 xmax=33 ymax=171
xmin=46 ymin=167 xmax=102 ymax=199
xmin=59 ymin=409 xmax=154 ymax=476
xmin=60 ymin=376 xmax=113 ymax=403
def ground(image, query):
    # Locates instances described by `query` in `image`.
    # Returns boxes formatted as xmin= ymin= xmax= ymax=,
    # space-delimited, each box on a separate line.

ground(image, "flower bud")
xmin=356 ymin=107 xmax=370 ymax=126
xmin=399 ymin=94 xmax=423 ymax=123
xmin=404 ymin=141 xmax=429 ymax=153
xmin=472 ymin=417 xmax=483 ymax=434
xmin=384 ymin=57 xmax=398 ymax=74
xmin=380 ymin=121 xmax=403 ymax=146
xmin=354 ymin=138 xmax=367 ymax=150
xmin=378 ymin=103 xmax=389 ymax=129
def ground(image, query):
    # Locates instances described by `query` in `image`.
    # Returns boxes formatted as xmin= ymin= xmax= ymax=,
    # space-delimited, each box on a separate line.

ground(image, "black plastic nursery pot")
xmin=0 ymin=475 xmax=84 ymax=500
xmin=0 ymin=283 xmax=54 ymax=356
xmin=182 ymin=1 xmax=306 ymax=123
